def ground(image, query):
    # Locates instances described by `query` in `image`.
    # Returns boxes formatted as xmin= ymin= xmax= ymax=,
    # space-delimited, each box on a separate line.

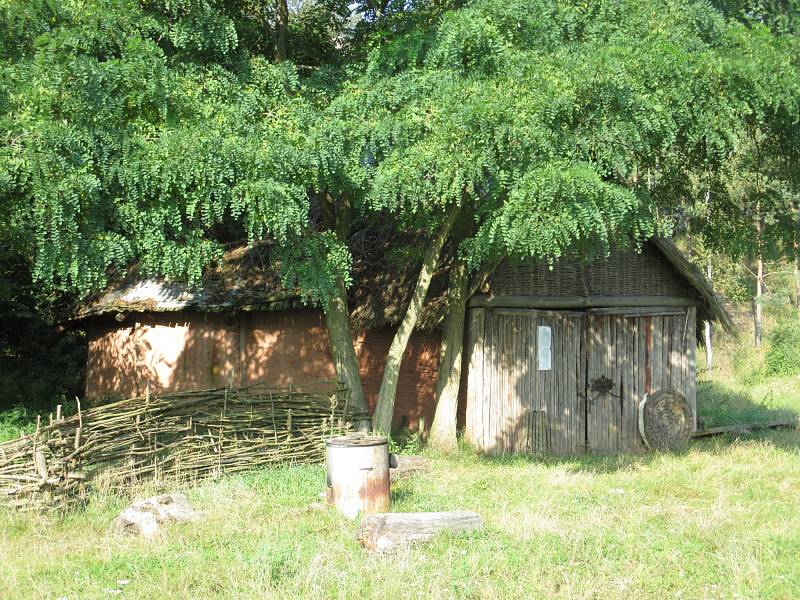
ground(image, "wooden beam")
xmin=693 ymin=419 xmax=797 ymax=438
xmin=469 ymin=295 xmax=699 ymax=310
xmin=492 ymin=308 xmax=585 ymax=317
xmin=588 ymin=307 xmax=687 ymax=316
xmin=356 ymin=511 xmax=483 ymax=553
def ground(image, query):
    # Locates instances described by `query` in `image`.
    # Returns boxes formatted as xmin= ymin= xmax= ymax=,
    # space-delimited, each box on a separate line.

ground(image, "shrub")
xmin=765 ymin=316 xmax=800 ymax=376
xmin=0 ymin=406 xmax=37 ymax=442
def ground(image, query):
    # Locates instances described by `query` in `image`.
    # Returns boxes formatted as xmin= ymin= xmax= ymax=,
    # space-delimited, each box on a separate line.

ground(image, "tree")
xmin=358 ymin=0 xmax=800 ymax=435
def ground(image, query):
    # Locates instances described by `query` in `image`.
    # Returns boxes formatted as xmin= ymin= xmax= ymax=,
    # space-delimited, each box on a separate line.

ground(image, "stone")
xmin=112 ymin=493 xmax=201 ymax=538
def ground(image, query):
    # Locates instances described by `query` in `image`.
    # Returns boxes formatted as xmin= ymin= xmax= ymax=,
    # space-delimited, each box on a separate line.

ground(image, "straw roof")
xmin=650 ymin=238 xmax=736 ymax=335
xmin=72 ymin=239 xmax=452 ymax=331
xmin=72 ymin=237 xmax=732 ymax=334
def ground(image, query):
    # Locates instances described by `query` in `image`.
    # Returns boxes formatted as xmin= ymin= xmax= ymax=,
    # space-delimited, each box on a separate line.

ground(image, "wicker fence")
xmin=0 ymin=383 xmax=352 ymax=511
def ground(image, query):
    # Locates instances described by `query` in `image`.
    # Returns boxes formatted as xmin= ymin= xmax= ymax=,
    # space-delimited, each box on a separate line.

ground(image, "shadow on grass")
xmin=696 ymin=379 xmax=798 ymax=429
xmin=451 ymin=422 xmax=800 ymax=474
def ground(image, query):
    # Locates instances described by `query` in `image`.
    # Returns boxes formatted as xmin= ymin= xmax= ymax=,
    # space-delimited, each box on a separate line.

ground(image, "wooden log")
xmin=693 ymin=419 xmax=797 ymax=438
xmin=356 ymin=511 xmax=483 ymax=553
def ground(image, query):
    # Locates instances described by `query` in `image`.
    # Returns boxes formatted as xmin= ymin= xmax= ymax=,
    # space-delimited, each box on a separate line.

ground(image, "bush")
xmin=0 ymin=406 xmax=37 ymax=442
xmin=765 ymin=316 xmax=800 ymax=376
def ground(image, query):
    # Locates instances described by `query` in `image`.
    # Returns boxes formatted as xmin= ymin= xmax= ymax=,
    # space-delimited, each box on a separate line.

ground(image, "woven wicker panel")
xmin=489 ymin=254 xmax=586 ymax=297
xmin=488 ymin=243 xmax=696 ymax=299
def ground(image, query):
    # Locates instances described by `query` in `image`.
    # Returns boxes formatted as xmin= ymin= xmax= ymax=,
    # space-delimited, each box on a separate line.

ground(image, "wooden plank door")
xmin=585 ymin=309 xmax=696 ymax=452
xmin=485 ymin=309 xmax=585 ymax=454
xmin=586 ymin=313 xmax=641 ymax=452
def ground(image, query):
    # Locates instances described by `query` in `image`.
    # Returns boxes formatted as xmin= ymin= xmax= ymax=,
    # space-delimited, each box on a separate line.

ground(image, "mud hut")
xmin=73 ymin=238 xmax=731 ymax=452
xmin=74 ymin=240 xmax=449 ymax=431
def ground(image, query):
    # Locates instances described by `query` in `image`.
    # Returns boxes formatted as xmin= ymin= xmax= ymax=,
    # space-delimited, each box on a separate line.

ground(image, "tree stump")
xmin=356 ymin=511 xmax=482 ymax=552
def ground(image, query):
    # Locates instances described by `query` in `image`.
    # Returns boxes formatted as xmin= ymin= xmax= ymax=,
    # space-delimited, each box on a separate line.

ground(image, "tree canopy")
xmin=1 ymin=0 xmax=798 ymax=429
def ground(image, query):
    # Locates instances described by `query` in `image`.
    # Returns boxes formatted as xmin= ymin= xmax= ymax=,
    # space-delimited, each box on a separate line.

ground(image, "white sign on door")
xmin=538 ymin=325 xmax=552 ymax=371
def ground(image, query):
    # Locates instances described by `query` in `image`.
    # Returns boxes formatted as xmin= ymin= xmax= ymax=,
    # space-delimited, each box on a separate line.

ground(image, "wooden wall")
xmin=85 ymin=309 xmax=441 ymax=430
xmin=465 ymin=307 xmax=697 ymax=455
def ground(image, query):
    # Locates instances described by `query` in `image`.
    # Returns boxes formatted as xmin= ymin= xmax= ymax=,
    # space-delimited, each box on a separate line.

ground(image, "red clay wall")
xmin=85 ymin=309 xmax=443 ymax=430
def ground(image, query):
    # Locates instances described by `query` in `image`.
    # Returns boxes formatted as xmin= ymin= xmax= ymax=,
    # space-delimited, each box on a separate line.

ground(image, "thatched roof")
xmin=650 ymin=238 xmax=736 ymax=335
xmin=72 ymin=239 xmax=452 ymax=331
xmin=72 ymin=236 xmax=733 ymax=334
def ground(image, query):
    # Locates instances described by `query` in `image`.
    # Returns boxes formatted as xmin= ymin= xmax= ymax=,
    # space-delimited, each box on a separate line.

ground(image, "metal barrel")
xmin=325 ymin=433 xmax=390 ymax=519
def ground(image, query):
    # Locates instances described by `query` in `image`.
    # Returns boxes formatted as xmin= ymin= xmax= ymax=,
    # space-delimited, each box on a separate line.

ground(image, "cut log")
xmin=356 ymin=511 xmax=482 ymax=553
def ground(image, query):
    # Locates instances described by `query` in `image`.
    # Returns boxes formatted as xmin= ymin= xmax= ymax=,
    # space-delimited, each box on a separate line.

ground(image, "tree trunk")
xmin=273 ymin=0 xmax=288 ymax=63
xmin=754 ymin=255 xmax=764 ymax=348
xmin=794 ymin=259 xmax=800 ymax=311
xmin=704 ymin=261 xmax=713 ymax=370
xmin=324 ymin=279 xmax=368 ymax=415
xmin=318 ymin=192 xmax=366 ymax=416
xmin=372 ymin=205 xmax=461 ymax=434
xmin=428 ymin=256 xmax=468 ymax=451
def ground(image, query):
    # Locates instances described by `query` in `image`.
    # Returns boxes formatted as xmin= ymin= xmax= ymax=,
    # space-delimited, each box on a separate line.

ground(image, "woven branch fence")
xmin=0 ymin=382 xmax=352 ymax=511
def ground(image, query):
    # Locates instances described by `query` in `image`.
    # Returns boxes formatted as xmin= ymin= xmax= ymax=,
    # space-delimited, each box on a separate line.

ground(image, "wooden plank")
xmin=469 ymin=295 xmax=700 ymax=309
xmin=652 ymin=316 xmax=663 ymax=393
xmin=586 ymin=316 xmax=597 ymax=452
xmin=588 ymin=307 xmax=689 ymax=316
xmin=575 ymin=316 xmax=583 ymax=453
xmin=545 ymin=315 xmax=554 ymax=452
xmin=580 ymin=314 xmax=588 ymax=454
xmin=483 ymin=310 xmax=493 ymax=453
xmin=464 ymin=309 xmax=485 ymax=447
xmin=672 ymin=315 xmax=683 ymax=392
xmin=512 ymin=315 xmax=522 ymax=454
xmin=494 ymin=308 xmax=585 ymax=318
xmin=619 ymin=317 xmax=630 ymax=450
xmin=693 ymin=419 xmax=797 ymax=438
xmin=686 ymin=308 xmax=697 ymax=428
xmin=498 ymin=314 xmax=508 ymax=453
xmin=553 ymin=316 xmax=570 ymax=454
xmin=525 ymin=314 xmax=534 ymax=453
xmin=635 ymin=316 xmax=646 ymax=446
xmin=551 ymin=316 xmax=561 ymax=453
xmin=356 ymin=511 xmax=483 ymax=553
xmin=537 ymin=315 xmax=547 ymax=452
xmin=603 ymin=315 xmax=612 ymax=452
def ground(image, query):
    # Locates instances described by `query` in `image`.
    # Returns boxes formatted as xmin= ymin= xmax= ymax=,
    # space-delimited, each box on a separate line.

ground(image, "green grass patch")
xmin=0 ymin=405 xmax=37 ymax=442
xmin=2 ymin=435 xmax=800 ymax=599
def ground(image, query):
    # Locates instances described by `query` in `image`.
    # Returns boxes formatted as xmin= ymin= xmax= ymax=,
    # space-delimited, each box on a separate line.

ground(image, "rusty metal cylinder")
xmin=325 ymin=433 xmax=390 ymax=519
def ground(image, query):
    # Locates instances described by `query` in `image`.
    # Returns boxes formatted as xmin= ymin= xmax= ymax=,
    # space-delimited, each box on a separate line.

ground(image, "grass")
xmin=2 ymin=434 xmax=800 ymax=599
xmin=696 ymin=317 xmax=800 ymax=429
xmin=2 ymin=312 xmax=799 ymax=598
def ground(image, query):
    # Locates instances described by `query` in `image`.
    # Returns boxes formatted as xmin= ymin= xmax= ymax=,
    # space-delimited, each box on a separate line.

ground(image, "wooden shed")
xmin=463 ymin=239 xmax=733 ymax=454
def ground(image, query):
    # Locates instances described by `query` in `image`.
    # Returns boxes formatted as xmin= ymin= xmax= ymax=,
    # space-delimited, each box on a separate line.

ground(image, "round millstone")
xmin=638 ymin=389 xmax=693 ymax=451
